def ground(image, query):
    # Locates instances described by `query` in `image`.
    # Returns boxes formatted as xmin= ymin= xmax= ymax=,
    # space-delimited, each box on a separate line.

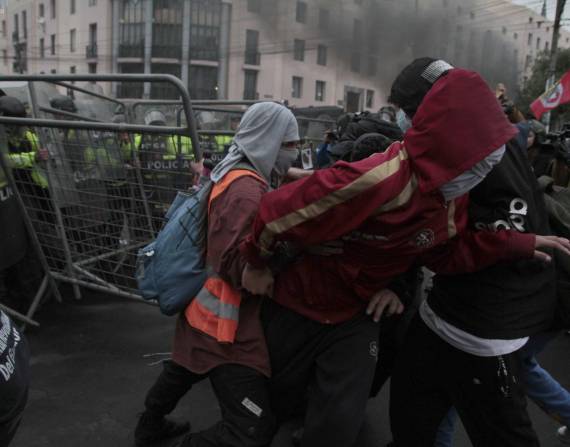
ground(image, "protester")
xmin=389 ymin=78 xmax=564 ymax=447
xmin=239 ymin=58 xmax=570 ymax=447
xmin=0 ymin=309 xmax=30 ymax=447
xmin=134 ymin=102 xmax=300 ymax=447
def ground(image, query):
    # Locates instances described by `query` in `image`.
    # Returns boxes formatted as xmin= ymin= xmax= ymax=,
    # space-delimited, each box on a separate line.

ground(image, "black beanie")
xmin=389 ymin=57 xmax=448 ymax=118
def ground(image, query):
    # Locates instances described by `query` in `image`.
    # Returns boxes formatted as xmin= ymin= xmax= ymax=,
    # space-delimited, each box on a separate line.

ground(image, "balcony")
xmin=118 ymin=43 xmax=144 ymax=59
xmin=151 ymin=44 xmax=181 ymax=60
xmin=86 ymin=43 xmax=97 ymax=59
xmin=244 ymin=50 xmax=260 ymax=65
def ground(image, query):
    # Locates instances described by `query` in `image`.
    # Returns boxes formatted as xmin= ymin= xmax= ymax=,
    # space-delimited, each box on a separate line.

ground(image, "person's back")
xmin=428 ymin=138 xmax=556 ymax=338
xmin=0 ymin=310 xmax=30 ymax=446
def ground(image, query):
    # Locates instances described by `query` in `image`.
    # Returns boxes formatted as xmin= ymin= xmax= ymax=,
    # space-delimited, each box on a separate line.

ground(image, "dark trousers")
xmin=0 ymin=414 xmax=22 ymax=447
xmin=144 ymin=360 xmax=276 ymax=447
xmin=261 ymin=300 xmax=379 ymax=447
xmin=390 ymin=316 xmax=540 ymax=447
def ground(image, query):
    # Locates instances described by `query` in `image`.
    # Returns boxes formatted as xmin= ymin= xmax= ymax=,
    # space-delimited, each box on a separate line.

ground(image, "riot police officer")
xmin=134 ymin=110 xmax=194 ymax=231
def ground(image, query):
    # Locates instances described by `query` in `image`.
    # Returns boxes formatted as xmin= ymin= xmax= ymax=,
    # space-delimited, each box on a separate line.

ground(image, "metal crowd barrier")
xmin=0 ymin=74 xmax=201 ymax=326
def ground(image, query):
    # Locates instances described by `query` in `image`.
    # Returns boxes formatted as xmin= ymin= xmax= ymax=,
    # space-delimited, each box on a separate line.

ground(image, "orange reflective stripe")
xmin=209 ymin=169 xmax=265 ymax=210
xmin=205 ymin=277 xmax=241 ymax=307
xmin=185 ymin=298 xmax=239 ymax=343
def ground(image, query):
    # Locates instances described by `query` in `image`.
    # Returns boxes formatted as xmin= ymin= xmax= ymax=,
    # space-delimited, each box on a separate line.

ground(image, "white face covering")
xmin=273 ymin=148 xmax=299 ymax=178
xmin=396 ymin=109 xmax=412 ymax=133
xmin=439 ymin=145 xmax=506 ymax=202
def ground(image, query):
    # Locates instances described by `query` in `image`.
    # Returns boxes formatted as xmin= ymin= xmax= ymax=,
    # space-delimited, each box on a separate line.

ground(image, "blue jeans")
xmin=435 ymin=331 xmax=570 ymax=446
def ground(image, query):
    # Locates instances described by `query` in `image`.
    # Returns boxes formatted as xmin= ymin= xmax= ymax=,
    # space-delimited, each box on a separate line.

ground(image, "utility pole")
xmin=544 ymin=0 xmax=567 ymax=131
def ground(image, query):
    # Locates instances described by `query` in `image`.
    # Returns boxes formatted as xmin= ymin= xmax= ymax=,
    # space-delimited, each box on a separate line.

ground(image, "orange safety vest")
xmin=185 ymin=169 xmax=265 ymax=343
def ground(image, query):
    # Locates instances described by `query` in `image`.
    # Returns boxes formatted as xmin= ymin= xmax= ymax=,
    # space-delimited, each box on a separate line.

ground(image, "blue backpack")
xmin=136 ymin=182 xmax=213 ymax=316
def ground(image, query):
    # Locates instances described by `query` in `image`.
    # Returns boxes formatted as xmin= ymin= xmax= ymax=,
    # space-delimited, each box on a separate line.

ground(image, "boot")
xmin=134 ymin=411 xmax=190 ymax=447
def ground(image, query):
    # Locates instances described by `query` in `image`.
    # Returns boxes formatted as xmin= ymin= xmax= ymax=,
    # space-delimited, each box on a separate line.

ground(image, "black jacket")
xmin=0 ymin=311 xmax=30 ymax=426
xmin=428 ymin=136 xmax=557 ymax=339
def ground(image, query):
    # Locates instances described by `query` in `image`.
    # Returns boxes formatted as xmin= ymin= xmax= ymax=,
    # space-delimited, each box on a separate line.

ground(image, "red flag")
xmin=531 ymin=70 xmax=570 ymax=119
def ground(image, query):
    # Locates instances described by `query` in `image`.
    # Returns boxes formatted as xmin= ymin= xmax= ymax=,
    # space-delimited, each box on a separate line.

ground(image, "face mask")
xmin=273 ymin=148 xmax=299 ymax=177
xmin=396 ymin=109 xmax=412 ymax=133
xmin=440 ymin=145 xmax=506 ymax=201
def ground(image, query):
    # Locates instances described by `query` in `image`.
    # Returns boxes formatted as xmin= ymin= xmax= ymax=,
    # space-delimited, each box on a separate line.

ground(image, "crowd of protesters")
xmin=2 ymin=57 xmax=570 ymax=447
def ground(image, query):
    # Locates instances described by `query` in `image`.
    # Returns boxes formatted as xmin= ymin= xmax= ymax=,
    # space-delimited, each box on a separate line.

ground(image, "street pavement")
xmin=10 ymin=287 xmax=570 ymax=447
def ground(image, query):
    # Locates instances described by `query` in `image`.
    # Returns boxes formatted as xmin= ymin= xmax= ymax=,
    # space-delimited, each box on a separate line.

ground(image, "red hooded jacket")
xmin=240 ymin=69 xmax=535 ymax=324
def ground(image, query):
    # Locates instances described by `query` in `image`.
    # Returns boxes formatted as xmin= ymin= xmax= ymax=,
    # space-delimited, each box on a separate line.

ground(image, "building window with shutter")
xmin=317 ymin=45 xmax=327 ymax=66
xmin=292 ymin=76 xmax=303 ymax=98
xmin=296 ymin=1 xmax=307 ymax=23
xmin=294 ymin=39 xmax=305 ymax=61
xmin=315 ymin=80 xmax=326 ymax=102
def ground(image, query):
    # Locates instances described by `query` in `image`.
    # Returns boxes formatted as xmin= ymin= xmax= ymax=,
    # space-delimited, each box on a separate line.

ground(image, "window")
xmin=296 ymin=1 xmax=307 ymax=23
xmin=319 ymin=8 xmax=329 ymax=30
xmin=89 ymin=23 xmax=97 ymax=45
xmin=40 ymin=38 xmax=45 ymax=58
xmin=13 ymin=14 xmax=18 ymax=39
xmin=39 ymin=3 xmax=45 ymax=18
xmin=88 ymin=0 xmax=97 ymax=5
xmin=353 ymin=19 xmax=362 ymax=45
xmin=536 ymin=37 xmax=541 ymax=50
xmin=22 ymin=11 xmax=27 ymax=39
xmin=243 ymin=69 xmax=258 ymax=100
xmin=247 ymin=0 xmax=261 ymax=13
xmin=525 ymin=54 xmax=532 ymax=69
xmin=88 ymin=63 xmax=97 ymax=74
xmin=292 ymin=76 xmax=303 ymax=98
xmin=470 ymin=11 xmax=475 ymax=19
xmin=70 ymin=65 xmax=76 ymax=74
xmin=502 ymin=26 xmax=507 ymax=35
xmin=70 ymin=28 xmax=76 ymax=52
xmin=1 ymin=21 xmax=5 ymax=37
xmin=2 ymin=50 xmax=6 ymax=65
xmin=368 ymin=57 xmax=377 ymax=76
xmin=537 ymin=21 xmax=541 ymax=28
xmin=366 ymin=90 xmax=375 ymax=108
xmin=351 ymin=52 xmax=361 ymax=73
xmin=529 ymin=17 xmax=533 ymax=24
xmin=294 ymin=39 xmax=305 ymax=61
xmin=315 ymin=80 xmax=326 ymax=102
xmin=245 ymin=29 xmax=260 ymax=65
xmin=545 ymin=41 xmax=550 ymax=52
xmin=514 ymin=32 xmax=518 ymax=40
xmin=50 ymin=34 xmax=55 ymax=55
xmin=187 ymin=0 xmax=221 ymax=61
xmin=528 ymin=33 xmax=533 ymax=46
xmin=70 ymin=0 xmax=76 ymax=14
xmin=50 ymin=69 xmax=57 ymax=74
xmin=317 ymin=44 xmax=327 ymax=66
xmin=50 ymin=0 xmax=56 ymax=19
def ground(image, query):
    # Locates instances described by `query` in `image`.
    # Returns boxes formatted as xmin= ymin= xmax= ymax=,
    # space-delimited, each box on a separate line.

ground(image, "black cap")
xmin=50 ymin=94 xmax=77 ymax=113
xmin=0 ymin=96 xmax=26 ymax=117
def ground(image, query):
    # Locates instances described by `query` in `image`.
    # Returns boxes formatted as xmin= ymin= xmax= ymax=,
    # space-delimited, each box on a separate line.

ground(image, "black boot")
xmin=134 ymin=411 xmax=190 ymax=446
xmin=291 ymin=427 xmax=304 ymax=446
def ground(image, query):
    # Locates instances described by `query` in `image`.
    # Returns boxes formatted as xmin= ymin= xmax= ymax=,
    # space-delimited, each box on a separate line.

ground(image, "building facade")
xmin=0 ymin=0 xmax=568 ymax=110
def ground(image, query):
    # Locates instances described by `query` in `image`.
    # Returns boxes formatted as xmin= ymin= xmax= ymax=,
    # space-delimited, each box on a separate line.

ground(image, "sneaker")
xmin=558 ymin=426 xmax=570 ymax=445
xmin=134 ymin=412 xmax=190 ymax=446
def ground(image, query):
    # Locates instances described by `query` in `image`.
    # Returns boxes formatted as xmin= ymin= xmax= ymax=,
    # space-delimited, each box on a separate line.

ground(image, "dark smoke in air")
xmin=254 ymin=0 xmax=518 ymax=99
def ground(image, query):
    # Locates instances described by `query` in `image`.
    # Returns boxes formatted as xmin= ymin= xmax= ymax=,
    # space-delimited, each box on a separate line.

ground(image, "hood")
xmin=404 ymin=68 xmax=516 ymax=193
